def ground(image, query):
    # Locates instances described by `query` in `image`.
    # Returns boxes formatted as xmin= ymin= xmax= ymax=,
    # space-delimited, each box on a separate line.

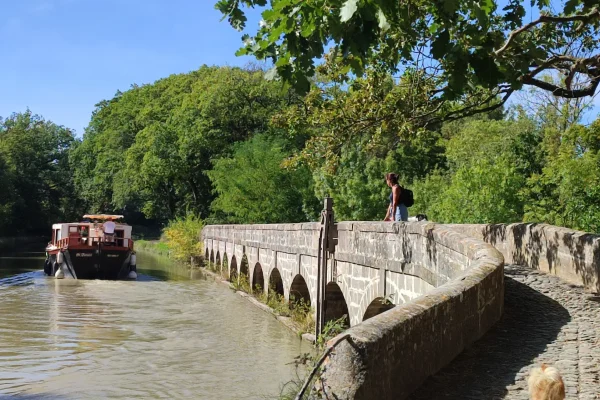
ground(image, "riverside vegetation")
xmin=2 ymin=65 xmax=600 ymax=236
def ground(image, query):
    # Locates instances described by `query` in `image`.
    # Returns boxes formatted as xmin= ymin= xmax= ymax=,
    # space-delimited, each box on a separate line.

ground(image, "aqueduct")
xmin=202 ymin=201 xmax=599 ymax=399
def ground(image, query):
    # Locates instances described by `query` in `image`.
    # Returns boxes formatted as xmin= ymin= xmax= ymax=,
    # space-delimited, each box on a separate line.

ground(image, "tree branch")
xmin=523 ymin=75 xmax=600 ymax=98
xmin=495 ymin=7 xmax=600 ymax=56
xmin=441 ymin=89 xmax=514 ymax=123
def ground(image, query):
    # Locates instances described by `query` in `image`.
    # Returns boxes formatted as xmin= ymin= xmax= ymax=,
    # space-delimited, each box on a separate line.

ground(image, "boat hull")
xmin=46 ymin=246 xmax=134 ymax=280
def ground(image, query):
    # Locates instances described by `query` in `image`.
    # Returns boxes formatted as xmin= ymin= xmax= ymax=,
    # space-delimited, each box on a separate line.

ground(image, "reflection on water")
xmin=0 ymin=251 xmax=309 ymax=399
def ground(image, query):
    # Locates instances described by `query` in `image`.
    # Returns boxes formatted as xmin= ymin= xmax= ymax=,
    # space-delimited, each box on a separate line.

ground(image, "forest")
xmin=1 ymin=64 xmax=599 ymax=235
xmin=1 ymin=0 xmax=599 ymax=235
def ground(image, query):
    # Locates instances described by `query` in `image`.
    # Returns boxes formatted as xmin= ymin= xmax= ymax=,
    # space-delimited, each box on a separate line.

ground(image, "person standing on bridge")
xmin=384 ymin=173 xmax=408 ymax=222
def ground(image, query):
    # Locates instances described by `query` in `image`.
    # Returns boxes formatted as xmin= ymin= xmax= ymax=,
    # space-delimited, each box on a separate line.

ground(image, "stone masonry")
xmin=202 ymin=221 xmax=500 ymax=327
xmin=202 ymin=220 xmax=599 ymax=399
xmin=408 ymin=264 xmax=600 ymax=400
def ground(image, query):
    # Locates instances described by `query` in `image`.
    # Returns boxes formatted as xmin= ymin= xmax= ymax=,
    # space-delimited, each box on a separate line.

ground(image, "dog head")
xmin=528 ymin=364 xmax=565 ymax=400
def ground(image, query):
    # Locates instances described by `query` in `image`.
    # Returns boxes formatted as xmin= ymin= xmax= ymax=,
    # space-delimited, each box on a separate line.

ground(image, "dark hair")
xmin=386 ymin=173 xmax=399 ymax=185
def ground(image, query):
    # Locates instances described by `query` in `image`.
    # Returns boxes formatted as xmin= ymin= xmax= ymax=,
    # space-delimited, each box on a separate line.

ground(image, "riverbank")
xmin=135 ymin=240 xmax=171 ymax=257
xmin=0 ymin=236 xmax=48 ymax=253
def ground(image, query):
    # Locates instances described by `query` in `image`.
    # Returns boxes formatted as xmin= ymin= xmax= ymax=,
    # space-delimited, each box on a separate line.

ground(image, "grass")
xmin=135 ymin=240 xmax=171 ymax=256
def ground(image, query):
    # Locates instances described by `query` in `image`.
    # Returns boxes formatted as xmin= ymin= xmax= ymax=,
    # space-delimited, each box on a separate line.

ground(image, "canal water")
xmin=0 ymin=250 xmax=309 ymax=399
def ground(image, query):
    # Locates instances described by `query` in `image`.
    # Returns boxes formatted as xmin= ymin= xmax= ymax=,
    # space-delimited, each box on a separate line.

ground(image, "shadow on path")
xmin=408 ymin=267 xmax=571 ymax=400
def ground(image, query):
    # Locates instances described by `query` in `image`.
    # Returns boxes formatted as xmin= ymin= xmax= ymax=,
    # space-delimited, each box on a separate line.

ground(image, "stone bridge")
xmin=202 ymin=221 xmax=503 ymax=328
xmin=202 ymin=218 xmax=600 ymax=400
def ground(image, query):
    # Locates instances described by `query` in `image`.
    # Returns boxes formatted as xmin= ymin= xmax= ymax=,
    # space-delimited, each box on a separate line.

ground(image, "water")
xmin=0 ymin=250 xmax=309 ymax=399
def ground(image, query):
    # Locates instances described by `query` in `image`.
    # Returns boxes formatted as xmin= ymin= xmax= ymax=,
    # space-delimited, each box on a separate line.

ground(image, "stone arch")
xmin=215 ymin=251 xmax=221 ymax=268
xmin=269 ymin=268 xmax=284 ymax=297
xmin=252 ymin=263 xmax=265 ymax=293
xmin=240 ymin=254 xmax=250 ymax=278
xmin=229 ymin=255 xmax=238 ymax=282
xmin=205 ymin=247 xmax=209 ymax=261
xmin=289 ymin=274 xmax=311 ymax=308
xmin=325 ymin=282 xmax=350 ymax=328
xmin=362 ymin=297 xmax=395 ymax=322
xmin=210 ymin=249 xmax=214 ymax=264
xmin=222 ymin=253 xmax=228 ymax=274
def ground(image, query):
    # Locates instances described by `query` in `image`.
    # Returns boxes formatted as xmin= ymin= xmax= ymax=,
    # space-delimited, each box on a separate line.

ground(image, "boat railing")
xmin=56 ymin=236 xmax=134 ymax=250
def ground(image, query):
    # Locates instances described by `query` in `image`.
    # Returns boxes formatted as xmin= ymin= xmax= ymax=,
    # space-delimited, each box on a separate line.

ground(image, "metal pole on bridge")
xmin=316 ymin=197 xmax=334 ymax=339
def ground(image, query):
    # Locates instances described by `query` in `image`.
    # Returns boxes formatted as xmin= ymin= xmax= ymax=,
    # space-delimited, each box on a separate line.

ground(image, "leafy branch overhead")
xmin=216 ymin=0 xmax=600 ymax=120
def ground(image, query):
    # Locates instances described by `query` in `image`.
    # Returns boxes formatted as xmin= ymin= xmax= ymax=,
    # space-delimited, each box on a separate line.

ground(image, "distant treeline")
xmin=1 ymin=65 xmax=599 ymax=235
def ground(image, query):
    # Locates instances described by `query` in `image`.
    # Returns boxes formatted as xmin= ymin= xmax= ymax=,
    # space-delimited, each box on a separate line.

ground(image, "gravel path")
xmin=408 ymin=264 xmax=600 ymax=400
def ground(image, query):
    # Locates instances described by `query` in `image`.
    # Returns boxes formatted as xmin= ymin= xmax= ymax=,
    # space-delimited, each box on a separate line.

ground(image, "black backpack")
xmin=400 ymin=186 xmax=414 ymax=207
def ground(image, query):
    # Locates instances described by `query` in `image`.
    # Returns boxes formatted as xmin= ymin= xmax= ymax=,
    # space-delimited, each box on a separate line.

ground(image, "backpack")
xmin=400 ymin=186 xmax=414 ymax=207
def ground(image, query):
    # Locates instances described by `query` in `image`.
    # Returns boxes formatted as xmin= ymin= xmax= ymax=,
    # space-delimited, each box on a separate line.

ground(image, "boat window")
xmin=52 ymin=229 xmax=56 ymax=244
xmin=56 ymin=229 xmax=62 ymax=241
xmin=69 ymin=226 xmax=78 ymax=233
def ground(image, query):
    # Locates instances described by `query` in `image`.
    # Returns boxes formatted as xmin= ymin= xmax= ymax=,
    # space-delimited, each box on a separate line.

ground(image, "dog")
xmin=528 ymin=364 xmax=565 ymax=400
xmin=407 ymin=214 xmax=428 ymax=222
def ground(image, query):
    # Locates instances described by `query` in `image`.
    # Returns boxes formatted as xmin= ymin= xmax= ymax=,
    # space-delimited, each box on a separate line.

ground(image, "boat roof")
xmin=82 ymin=214 xmax=125 ymax=221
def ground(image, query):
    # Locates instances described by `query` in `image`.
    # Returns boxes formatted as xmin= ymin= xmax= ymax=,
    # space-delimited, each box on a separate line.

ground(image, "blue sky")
xmin=0 ymin=0 xmax=262 ymax=135
xmin=1 ymin=0 xmax=598 ymax=135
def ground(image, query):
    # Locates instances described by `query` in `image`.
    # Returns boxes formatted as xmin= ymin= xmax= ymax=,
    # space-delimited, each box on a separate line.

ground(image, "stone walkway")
xmin=408 ymin=264 xmax=600 ymax=400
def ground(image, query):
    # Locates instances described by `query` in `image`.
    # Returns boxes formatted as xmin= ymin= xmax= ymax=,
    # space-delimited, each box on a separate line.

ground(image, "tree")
xmin=0 ymin=111 xmax=78 ymax=233
xmin=71 ymin=65 xmax=297 ymax=221
xmin=217 ymin=0 xmax=600 ymax=121
xmin=412 ymin=117 xmax=537 ymax=223
xmin=523 ymin=120 xmax=600 ymax=232
xmin=207 ymin=134 xmax=320 ymax=223
xmin=0 ymin=153 xmax=15 ymax=235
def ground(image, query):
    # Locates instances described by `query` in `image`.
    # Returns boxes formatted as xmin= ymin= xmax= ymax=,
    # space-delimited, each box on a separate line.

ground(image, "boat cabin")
xmin=49 ymin=215 xmax=133 ymax=249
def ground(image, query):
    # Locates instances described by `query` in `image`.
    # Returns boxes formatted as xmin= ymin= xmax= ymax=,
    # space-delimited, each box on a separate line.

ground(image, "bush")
xmin=163 ymin=214 xmax=204 ymax=262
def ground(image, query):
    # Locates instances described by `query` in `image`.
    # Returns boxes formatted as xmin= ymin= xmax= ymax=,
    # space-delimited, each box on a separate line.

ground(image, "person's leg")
xmin=398 ymin=204 xmax=409 ymax=221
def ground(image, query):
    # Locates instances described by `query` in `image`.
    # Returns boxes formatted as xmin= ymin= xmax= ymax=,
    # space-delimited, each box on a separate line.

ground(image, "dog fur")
xmin=407 ymin=214 xmax=428 ymax=222
xmin=528 ymin=364 xmax=565 ymax=400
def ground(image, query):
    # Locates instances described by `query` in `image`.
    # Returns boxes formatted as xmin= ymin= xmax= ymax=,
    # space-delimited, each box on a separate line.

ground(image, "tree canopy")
xmin=217 ymin=0 xmax=600 ymax=121
xmin=207 ymin=134 xmax=319 ymax=223
xmin=0 ymin=111 xmax=79 ymax=234
xmin=70 ymin=65 xmax=297 ymax=221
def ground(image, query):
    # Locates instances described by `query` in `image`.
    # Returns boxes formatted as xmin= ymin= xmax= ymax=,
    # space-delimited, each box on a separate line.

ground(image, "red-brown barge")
xmin=44 ymin=215 xmax=137 ymax=280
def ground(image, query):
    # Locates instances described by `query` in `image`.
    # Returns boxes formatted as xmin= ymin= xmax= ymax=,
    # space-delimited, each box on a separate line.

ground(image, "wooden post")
xmin=316 ymin=197 xmax=334 ymax=339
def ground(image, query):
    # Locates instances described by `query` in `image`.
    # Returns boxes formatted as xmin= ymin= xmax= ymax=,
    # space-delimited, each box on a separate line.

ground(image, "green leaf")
xmin=564 ymin=0 xmax=581 ymax=14
xmin=264 ymin=66 xmax=278 ymax=80
xmin=443 ymin=0 xmax=459 ymax=14
xmin=340 ymin=0 xmax=359 ymax=23
xmin=377 ymin=9 xmax=390 ymax=31
xmin=431 ymin=30 xmax=450 ymax=59
xmin=275 ymin=55 xmax=290 ymax=67
xmin=301 ymin=21 xmax=316 ymax=37
xmin=474 ymin=6 xmax=489 ymax=28
xmin=479 ymin=0 xmax=494 ymax=13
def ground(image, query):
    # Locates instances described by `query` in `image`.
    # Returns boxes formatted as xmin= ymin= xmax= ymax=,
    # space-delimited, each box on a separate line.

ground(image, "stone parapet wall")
xmin=202 ymin=223 xmax=320 ymax=257
xmin=333 ymin=222 xmax=501 ymax=325
xmin=446 ymin=223 xmax=600 ymax=293
xmin=319 ymin=223 xmax=504 ymax=400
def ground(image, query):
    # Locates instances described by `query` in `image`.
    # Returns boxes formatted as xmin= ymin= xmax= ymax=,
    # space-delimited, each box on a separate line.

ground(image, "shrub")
xmin=163 ymin=214 xmax=204 ymax=263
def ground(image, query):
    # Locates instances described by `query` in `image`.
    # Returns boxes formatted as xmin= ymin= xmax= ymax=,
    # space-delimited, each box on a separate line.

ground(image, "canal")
xmin=0 ymin=249 xmax=310 ymax=399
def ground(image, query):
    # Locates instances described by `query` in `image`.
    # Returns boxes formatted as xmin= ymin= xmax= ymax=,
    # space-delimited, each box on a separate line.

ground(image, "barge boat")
xmin=44 ymin=214 xmax=137 ymax=280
